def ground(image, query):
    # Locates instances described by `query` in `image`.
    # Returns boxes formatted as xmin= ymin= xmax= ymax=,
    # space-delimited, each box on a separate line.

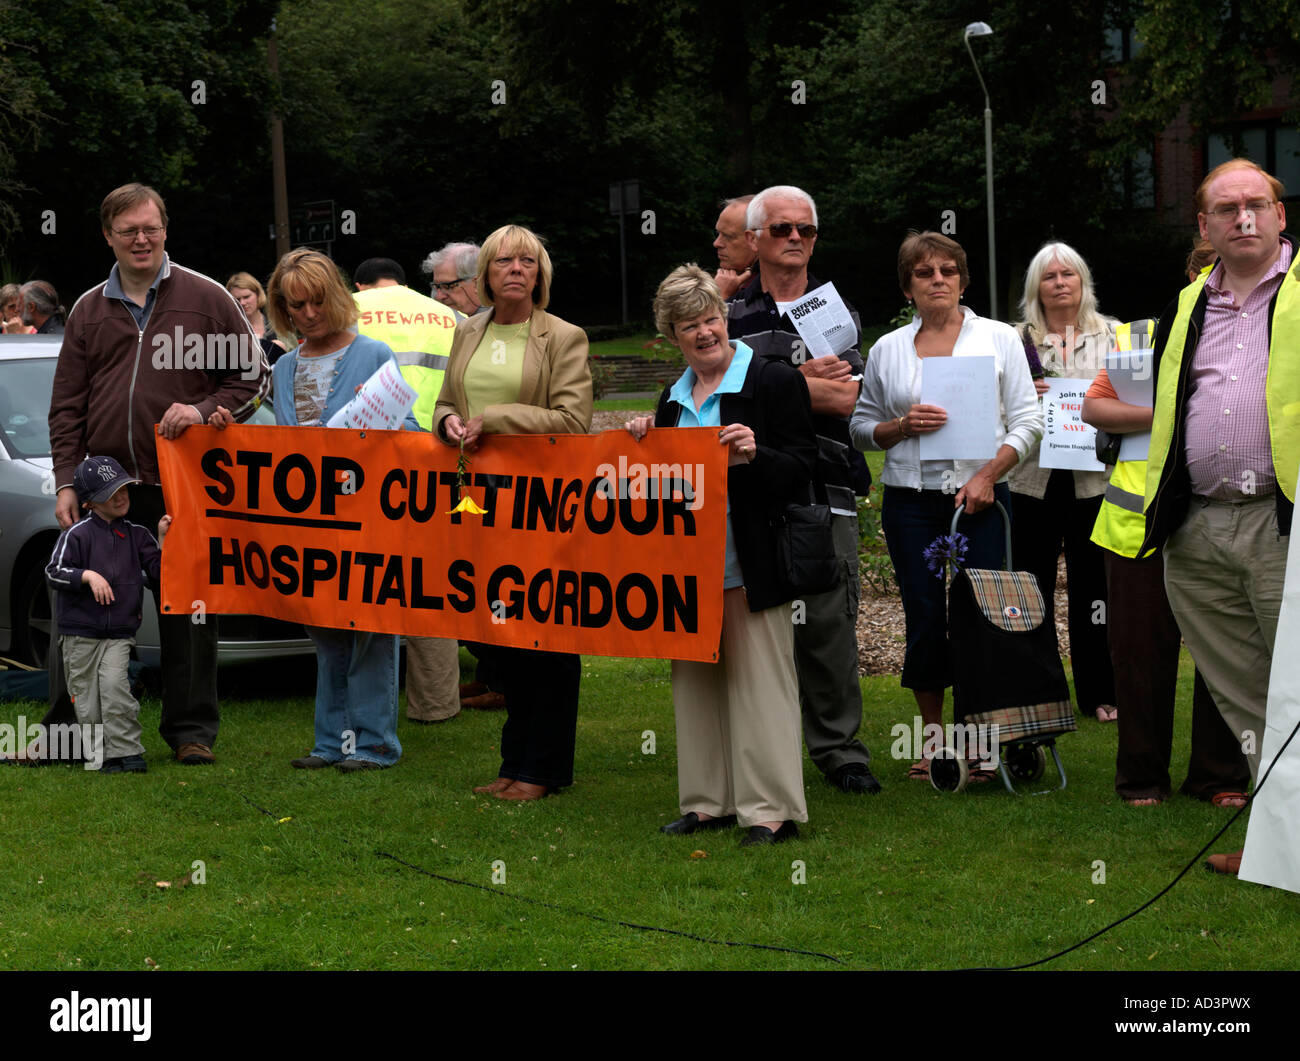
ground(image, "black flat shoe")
xmin=740 ymin=820 xmax=799 ymax=846
xmin=660 ymin=811 xmax=738 ymax=835
xmin=291 ymin=755 xmax=333 ymax=769
xmin=829 ymin=762 xmax=882 ymax=795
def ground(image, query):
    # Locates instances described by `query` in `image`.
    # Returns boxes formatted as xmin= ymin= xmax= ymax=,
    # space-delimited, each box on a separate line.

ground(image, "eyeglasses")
xmin=432 ymin=277 xmax=472 ymax=292
xmin=111 ymin=226 xmax=165 ymax=240
xmin=758 ymin=222 xmax=818 ymax=239
xmin=1205 ymin=199 xmax=1275 ymax=221
xmin=912 ymin=264 xmax=961 ymax=279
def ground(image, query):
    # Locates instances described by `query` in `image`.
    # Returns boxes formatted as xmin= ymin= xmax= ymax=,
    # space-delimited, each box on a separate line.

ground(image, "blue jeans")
xmin=305 ymin=626 xmax=401 ymax=766
xmin=881 ymin=484 xmax=1010 ymax=691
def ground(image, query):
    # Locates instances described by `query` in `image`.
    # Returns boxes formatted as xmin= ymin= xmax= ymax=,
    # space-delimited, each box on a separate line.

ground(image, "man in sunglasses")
xmin=727 ymin=184 xmax=881 ymax=797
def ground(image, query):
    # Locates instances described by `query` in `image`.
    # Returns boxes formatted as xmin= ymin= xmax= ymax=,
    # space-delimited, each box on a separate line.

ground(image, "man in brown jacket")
xmin=49 ymin=183 xmax=270 ymax=765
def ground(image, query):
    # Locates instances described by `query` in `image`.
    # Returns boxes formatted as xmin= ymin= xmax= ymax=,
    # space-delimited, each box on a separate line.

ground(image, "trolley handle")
xmin=949 ymin=500 xmax=1013 ymax=572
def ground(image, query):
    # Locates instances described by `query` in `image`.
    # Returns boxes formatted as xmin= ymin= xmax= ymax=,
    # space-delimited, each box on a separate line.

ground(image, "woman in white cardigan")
xmin=850 ymin=231 xmax=1042 ymax=780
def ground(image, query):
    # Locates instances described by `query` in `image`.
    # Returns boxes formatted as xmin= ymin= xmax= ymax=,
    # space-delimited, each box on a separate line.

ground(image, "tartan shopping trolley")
xmin=930 ymin=501 xmax=1077 ymax=794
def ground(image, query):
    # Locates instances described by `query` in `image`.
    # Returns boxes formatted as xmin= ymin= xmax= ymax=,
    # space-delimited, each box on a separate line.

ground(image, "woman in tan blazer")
xmin=434 ymin=224 xmax=593 ymax=800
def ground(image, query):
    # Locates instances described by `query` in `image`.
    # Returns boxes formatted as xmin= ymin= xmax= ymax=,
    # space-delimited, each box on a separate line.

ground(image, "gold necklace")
xmin=490 ymin=318 xmax=530 ymax=343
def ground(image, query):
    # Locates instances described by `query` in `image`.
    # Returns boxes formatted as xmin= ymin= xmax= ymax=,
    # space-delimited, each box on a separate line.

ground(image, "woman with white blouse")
xmin=850 ymin=232 xmax=1042 ymax=780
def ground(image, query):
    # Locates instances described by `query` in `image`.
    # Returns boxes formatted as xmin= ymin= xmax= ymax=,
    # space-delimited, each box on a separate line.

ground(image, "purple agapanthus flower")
xmin=1024 ymin=342 xmax=1046 ymax=380
xmin=1020 ymin=329 xmax=1060 ymax=380
xmin=924 ymin=532 xmax=969 ymax=579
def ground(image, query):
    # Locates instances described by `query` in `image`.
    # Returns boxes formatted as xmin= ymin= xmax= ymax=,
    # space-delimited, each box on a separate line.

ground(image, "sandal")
xmin=1094 ymin=704 xmax=1118 ymax=723
xmin=494 ymin=780 xmax=550 ymax=801
xmin=1211 ymin=791 xmax=1248 ymax=808
xmin=1124 ymin=796 xmax=1164 ymax=806
xmin=907 ymin=760 xmax=931 ymax=780
xmin=967 ymin=765 xmax=996 ymax=784
xmin=473 ymin=777 xmax=513 ymax=794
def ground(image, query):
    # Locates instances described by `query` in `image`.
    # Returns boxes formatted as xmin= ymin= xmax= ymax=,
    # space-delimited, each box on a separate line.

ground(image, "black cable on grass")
xmin=223 ymin=718 xmax=1296 ymax=973
xmin=964 ymin=714 xmax=1300 ymax=972
xmin=375 ymin=849 xmax=844 ymax=964
xmin=224 ymin=786 xmax=280 ymax=821
xmin=217 ymin=783 xmax=844 ymax=966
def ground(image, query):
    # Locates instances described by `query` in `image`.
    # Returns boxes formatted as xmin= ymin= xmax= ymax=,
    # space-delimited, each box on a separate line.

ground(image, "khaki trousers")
xmin=61 ymin=635 xmax=142 ymax=760
xmin=404 ymin=636 xmax=461 ymax=721
xmin=1163 ymin=496 xmax=1287 ymax=783
xmin=671 ymin=589 xmax=807 ymax=827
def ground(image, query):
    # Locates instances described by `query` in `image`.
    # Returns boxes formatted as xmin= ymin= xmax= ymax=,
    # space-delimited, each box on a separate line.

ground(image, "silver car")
xmin=0 ymin=334 xmax=312 ymax=669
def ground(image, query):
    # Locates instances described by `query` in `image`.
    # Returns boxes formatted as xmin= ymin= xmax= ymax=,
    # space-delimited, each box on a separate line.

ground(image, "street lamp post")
xmin=963 ymin=21 xmax=997 ymax=320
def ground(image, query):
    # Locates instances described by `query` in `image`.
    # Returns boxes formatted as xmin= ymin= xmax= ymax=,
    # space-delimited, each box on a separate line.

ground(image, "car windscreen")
xmin=0 ymin=357 xmax=56 ymax=459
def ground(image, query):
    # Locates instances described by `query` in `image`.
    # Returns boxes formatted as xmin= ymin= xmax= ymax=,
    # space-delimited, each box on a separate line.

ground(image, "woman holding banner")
xmin=850 ymin=232 xmax=1041 ymax=781
xmin=434 ymin=225 xmax=593 ymax=801
xmin=1009 ymin=242 xmax=1118 ymax=723
xmin=625 ymin=264 xmax=816 ymax=846
xmin=263 ymin=248 xmax=413 ymax=771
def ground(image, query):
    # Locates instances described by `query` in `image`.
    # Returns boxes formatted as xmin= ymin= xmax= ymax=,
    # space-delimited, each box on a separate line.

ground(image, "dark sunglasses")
xmin=760 ymin=222 xmax=818 ymax=239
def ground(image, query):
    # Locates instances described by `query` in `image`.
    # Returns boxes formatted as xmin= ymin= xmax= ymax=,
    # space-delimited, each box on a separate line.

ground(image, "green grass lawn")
xmin=0 ymin=650 xmax=1293 ymax=971
xmin=587 ymin=333 xmax=663 ymax=359
xmin=593 ymin=398 xmax=657 ymax=411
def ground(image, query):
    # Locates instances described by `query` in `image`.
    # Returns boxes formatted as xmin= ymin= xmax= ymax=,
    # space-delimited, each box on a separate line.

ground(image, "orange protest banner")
xmin=157 ymin=424 xmax=727 ymax=661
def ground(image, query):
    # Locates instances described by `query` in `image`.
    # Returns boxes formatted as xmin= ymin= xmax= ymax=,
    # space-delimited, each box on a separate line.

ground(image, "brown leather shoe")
xmin=1205 ymin=849 xmax=1244 ymax=875
xmin=176 ymin=742 xmax=215 ymax=765
xmin=462 ymin=692 xmax=507 ymax=711
xmin=459 ymin=681 xmax=489 ymax=699
xmin=494 ymin=780 xmax=549 ymax=801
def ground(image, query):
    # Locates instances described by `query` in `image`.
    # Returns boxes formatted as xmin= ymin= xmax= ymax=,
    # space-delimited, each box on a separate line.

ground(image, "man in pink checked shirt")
xmin=1140 ymin=159 xmax=1300 ymax=877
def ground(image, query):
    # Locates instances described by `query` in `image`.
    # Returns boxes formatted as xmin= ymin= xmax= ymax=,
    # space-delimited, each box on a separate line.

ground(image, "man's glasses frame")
xmin=432 ymin=276 xmax=473 ymax=292
xmin=756 ymin=222 xmax=818 ymax=239
xmin=111 ymin=226 xmax=165 ymax=240
xmin=1204 ymin=199 xmax=1276 ymax=222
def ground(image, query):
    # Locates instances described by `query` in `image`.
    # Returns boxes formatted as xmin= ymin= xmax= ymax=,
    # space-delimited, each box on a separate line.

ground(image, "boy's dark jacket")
xmin=47 ymin=514 xmax=162 ymax=638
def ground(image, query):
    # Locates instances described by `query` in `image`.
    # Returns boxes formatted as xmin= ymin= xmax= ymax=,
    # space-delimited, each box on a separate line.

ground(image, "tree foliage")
xmin=1 ymin=0 xmax=1292 ymax=326
xmin=0 ymin=0 xmax=275 ymax=289
xmin=1117 ymin=0 xmax=1300 ymax=143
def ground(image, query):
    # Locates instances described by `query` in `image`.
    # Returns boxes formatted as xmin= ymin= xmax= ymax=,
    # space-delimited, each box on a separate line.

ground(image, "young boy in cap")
xmin=46 ymin=457 xmax=171 ymax=773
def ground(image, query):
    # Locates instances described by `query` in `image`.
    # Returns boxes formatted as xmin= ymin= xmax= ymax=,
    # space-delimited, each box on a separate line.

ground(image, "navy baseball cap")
xmin=73 ymin=456 xmax=140 ymax=505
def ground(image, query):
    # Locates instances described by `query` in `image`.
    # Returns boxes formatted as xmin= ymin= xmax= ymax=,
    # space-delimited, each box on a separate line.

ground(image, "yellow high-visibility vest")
xmin=355 ymin=285 xmax=457 ymax=431
xmin=1146 ymin=258 xmax=1300 ymax=514
xmin=1091 ymin=320 xmax=1157 ymax=558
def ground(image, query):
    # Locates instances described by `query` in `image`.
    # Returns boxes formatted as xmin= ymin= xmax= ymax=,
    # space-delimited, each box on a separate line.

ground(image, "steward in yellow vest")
xmin=1140 ymin=231 xmax=1300 ymax=554
xmin=354 ymin=283 xmax=457 ymax=431
xmin=1090 ymin=318 xmax=1156 ymax=559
